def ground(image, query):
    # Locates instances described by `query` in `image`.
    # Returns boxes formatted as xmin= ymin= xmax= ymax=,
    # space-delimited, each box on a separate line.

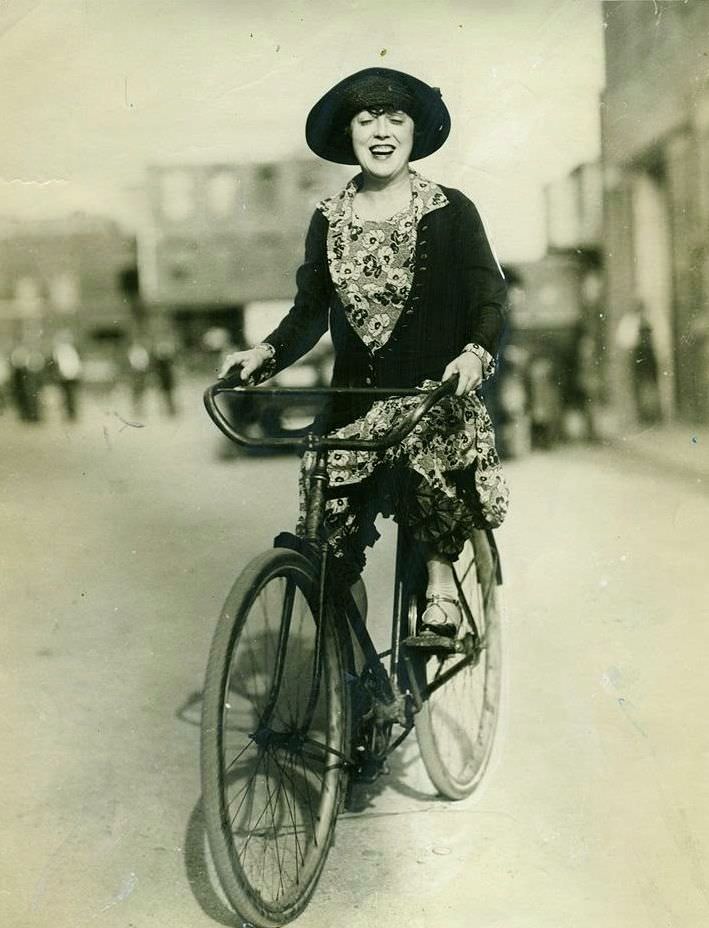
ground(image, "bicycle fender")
xmin=273 ymin=530 xmax=302 ymax=552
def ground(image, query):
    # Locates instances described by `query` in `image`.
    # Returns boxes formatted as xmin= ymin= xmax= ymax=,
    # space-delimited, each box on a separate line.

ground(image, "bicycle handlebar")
xmin=203 ymin=374 xmax=460 ymax=452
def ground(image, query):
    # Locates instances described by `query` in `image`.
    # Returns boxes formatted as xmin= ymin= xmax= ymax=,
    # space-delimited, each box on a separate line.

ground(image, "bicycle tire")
xmin=408 ymin=530 xmax=502 ymax=800
xmin=201 ymin=548 xmax=349 ymax=927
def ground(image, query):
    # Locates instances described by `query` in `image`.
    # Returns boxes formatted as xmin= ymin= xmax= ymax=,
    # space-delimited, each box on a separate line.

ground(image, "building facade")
xmin=602 ymin=0 xmax=709 ymax=423
xmin=0 ymin=215 xmax=136 ymax=347
xmin=138 ymin=158 xmax=347 ymax=352
xmin=141 ymin=160 xmax=344 ymax=306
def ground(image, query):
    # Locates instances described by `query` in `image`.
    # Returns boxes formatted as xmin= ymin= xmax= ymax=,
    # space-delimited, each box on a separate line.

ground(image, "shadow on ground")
xmin=183 ymin=797 xmax=244 ymax=927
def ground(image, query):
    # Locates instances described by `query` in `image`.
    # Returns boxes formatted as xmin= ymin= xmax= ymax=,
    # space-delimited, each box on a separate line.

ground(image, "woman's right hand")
xmin=219 ymin=346 xmax=271 ymax=381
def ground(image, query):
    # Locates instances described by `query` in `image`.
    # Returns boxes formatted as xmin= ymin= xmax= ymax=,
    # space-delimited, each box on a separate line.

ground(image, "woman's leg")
xmin=422 ymin=548 xmax=461 ymax=634
xmin=323 ymin=493 xmax=379 ymax=587
xmin=425 ymin=550 xmax=457 ymax=599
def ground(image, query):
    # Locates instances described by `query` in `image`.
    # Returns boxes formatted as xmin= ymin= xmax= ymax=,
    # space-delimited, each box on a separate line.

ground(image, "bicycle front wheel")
xmin=408 ymin=530 xmax=503 ymax=800
xmin=201 ymin=548 xmax=348 ymax=927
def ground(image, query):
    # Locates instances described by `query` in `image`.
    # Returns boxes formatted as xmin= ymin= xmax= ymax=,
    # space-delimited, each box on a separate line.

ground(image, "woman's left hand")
xmin=442 ymin=352 xmax=484 ymax=396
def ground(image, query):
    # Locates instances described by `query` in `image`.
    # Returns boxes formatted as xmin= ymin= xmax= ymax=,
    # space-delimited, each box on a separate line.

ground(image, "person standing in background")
xmin=127 ymin=340 xmax=151 ymax=417
xmin=51 ymin=329 xmax=82 ymax=421
xmin=0 ymin=350 xmax=10 ymax=415
xmin=10 ymin=332 xmax=45 ymax=423
xmin=151 ymin=333 xmax=178 ymax=417
xmin=567 ymin=320 xmax=602 ymax=442
xmin=616 ymin=298 xmax=661 ymax=425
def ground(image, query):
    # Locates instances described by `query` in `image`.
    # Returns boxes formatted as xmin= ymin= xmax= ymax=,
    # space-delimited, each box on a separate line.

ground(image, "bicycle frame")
xmin=203 ymin=376 xmax=497 ymax=774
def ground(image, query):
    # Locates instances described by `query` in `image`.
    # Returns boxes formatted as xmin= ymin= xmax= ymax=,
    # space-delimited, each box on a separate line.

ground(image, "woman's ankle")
xmin=425 ymin=551 xmax=457 ymax=600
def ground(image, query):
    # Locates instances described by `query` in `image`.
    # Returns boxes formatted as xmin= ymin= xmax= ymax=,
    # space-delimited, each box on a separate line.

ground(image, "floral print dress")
xmin=298 ymin=171 xmax=509 ymax=578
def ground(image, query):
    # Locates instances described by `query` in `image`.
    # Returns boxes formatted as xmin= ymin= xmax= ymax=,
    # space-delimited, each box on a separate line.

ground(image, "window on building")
xmin=160 ymin=170 xmax=196 ymax=222
xmin=14 ymin=276 xmax=43 ymax=315
xmin=207 ymin=170 xmax=238 ymax=218
xmin=49 ymin=272 xmax=80 ymax=312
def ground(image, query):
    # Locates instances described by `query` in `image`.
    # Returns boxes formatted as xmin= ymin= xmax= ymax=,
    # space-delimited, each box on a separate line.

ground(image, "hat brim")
xmin=305 ymin=67 xmax=451 ymax=165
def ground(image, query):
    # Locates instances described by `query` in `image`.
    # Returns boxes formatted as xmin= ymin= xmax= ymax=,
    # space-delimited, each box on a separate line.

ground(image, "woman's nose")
xmin=373 ymin=116 xmax=390 ymax=137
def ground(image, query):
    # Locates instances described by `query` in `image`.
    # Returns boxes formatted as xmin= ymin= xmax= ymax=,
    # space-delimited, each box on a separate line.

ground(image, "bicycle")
xmin=201 ymin=374 xmax=504 ymax=927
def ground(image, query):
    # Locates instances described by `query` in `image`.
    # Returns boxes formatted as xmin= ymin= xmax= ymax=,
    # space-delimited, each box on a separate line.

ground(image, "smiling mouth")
xmin=369 ymin=145 xmax=396 ymax=159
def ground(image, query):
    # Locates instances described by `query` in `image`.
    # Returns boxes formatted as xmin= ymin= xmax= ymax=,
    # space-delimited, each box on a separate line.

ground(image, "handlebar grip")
xmin=217 ymin=366 xmax=247 ymax=388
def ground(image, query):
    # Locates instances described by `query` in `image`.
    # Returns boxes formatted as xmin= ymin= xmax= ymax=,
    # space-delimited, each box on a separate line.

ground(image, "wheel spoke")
xmin=229 ymin=748 xmax=265 ymax=828
xmin=269 ymin=750 xmax=306 ymax=876
xmin=237 ymin=758 xmax=277 ymax=861
xmin=223 ymin=738 xmax=255 ymax=776
xmin=262 ymin=754 xmax=287 ymax=901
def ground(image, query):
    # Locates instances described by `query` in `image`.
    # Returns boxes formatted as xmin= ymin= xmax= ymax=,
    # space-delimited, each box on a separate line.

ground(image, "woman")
xmin=221 ymin=67 xmax=509 ymax=643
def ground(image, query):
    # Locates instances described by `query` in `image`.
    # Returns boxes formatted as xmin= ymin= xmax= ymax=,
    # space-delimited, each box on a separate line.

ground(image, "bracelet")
xmin=462 ymin=342 xmax=495 ymax=380
xmin=254 ymin=342 xmax=276 ymax=360
xmin=461 ymin=342 xmax=489 ymax=361
xmin=246 ymin=342 xmax=277 ymax=386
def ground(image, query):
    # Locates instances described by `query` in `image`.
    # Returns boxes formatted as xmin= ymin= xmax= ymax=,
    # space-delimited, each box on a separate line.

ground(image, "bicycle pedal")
xmin=402 ymin=633 xmax=458 ymax=654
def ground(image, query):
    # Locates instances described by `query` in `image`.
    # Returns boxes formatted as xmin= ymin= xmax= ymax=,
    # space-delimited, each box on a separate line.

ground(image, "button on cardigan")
xmin=263 ymin=184 xmax=507 ymax=429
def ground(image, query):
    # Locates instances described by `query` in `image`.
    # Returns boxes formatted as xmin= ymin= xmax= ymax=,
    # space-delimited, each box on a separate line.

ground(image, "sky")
xmin=0 ymin=0 xmax=605 ymax=261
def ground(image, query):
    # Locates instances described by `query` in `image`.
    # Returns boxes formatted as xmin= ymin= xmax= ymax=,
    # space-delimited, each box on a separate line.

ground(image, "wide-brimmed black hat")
xmin=305 ymin=67 xmax=451 ymax=165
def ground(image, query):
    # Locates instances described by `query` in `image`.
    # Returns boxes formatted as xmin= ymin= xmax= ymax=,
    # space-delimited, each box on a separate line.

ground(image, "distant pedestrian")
xmin=528 ymin=354 xmax=561 ymax=449
xmin=567 ymin=321 xmax=602 ymax=442
xmin=633 ymin=312 xmax=661 ymax=424
xmin=0 ymin=352 xmax=10 ymax=414
xmin=128 ymin=341 xmax=151 ymax=416
xmin=10 ymin=342 xmax=45 ymax=423
xmin=616 ymin=299 xmax=661 ymax=424
xmin=51 ymin=330 xmax=82 ymax=421
xmin=151 ymin=336 xmax=178 ymax=416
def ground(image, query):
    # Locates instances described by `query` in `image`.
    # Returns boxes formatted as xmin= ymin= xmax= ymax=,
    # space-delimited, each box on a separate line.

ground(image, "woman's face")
xmin=349 ymin=109 xmax=414 ymax=181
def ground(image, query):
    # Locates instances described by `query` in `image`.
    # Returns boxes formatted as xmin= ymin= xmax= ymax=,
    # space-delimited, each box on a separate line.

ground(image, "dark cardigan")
xmin=263 ymin=184 xmax=507 ymax=428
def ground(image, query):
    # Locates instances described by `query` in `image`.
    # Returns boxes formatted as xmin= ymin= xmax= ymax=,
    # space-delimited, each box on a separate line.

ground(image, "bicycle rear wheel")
xmin=201 ymin=548 xmax=348 ymax=927
xmin=407 ymin=530 xmax=502 ymax=800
